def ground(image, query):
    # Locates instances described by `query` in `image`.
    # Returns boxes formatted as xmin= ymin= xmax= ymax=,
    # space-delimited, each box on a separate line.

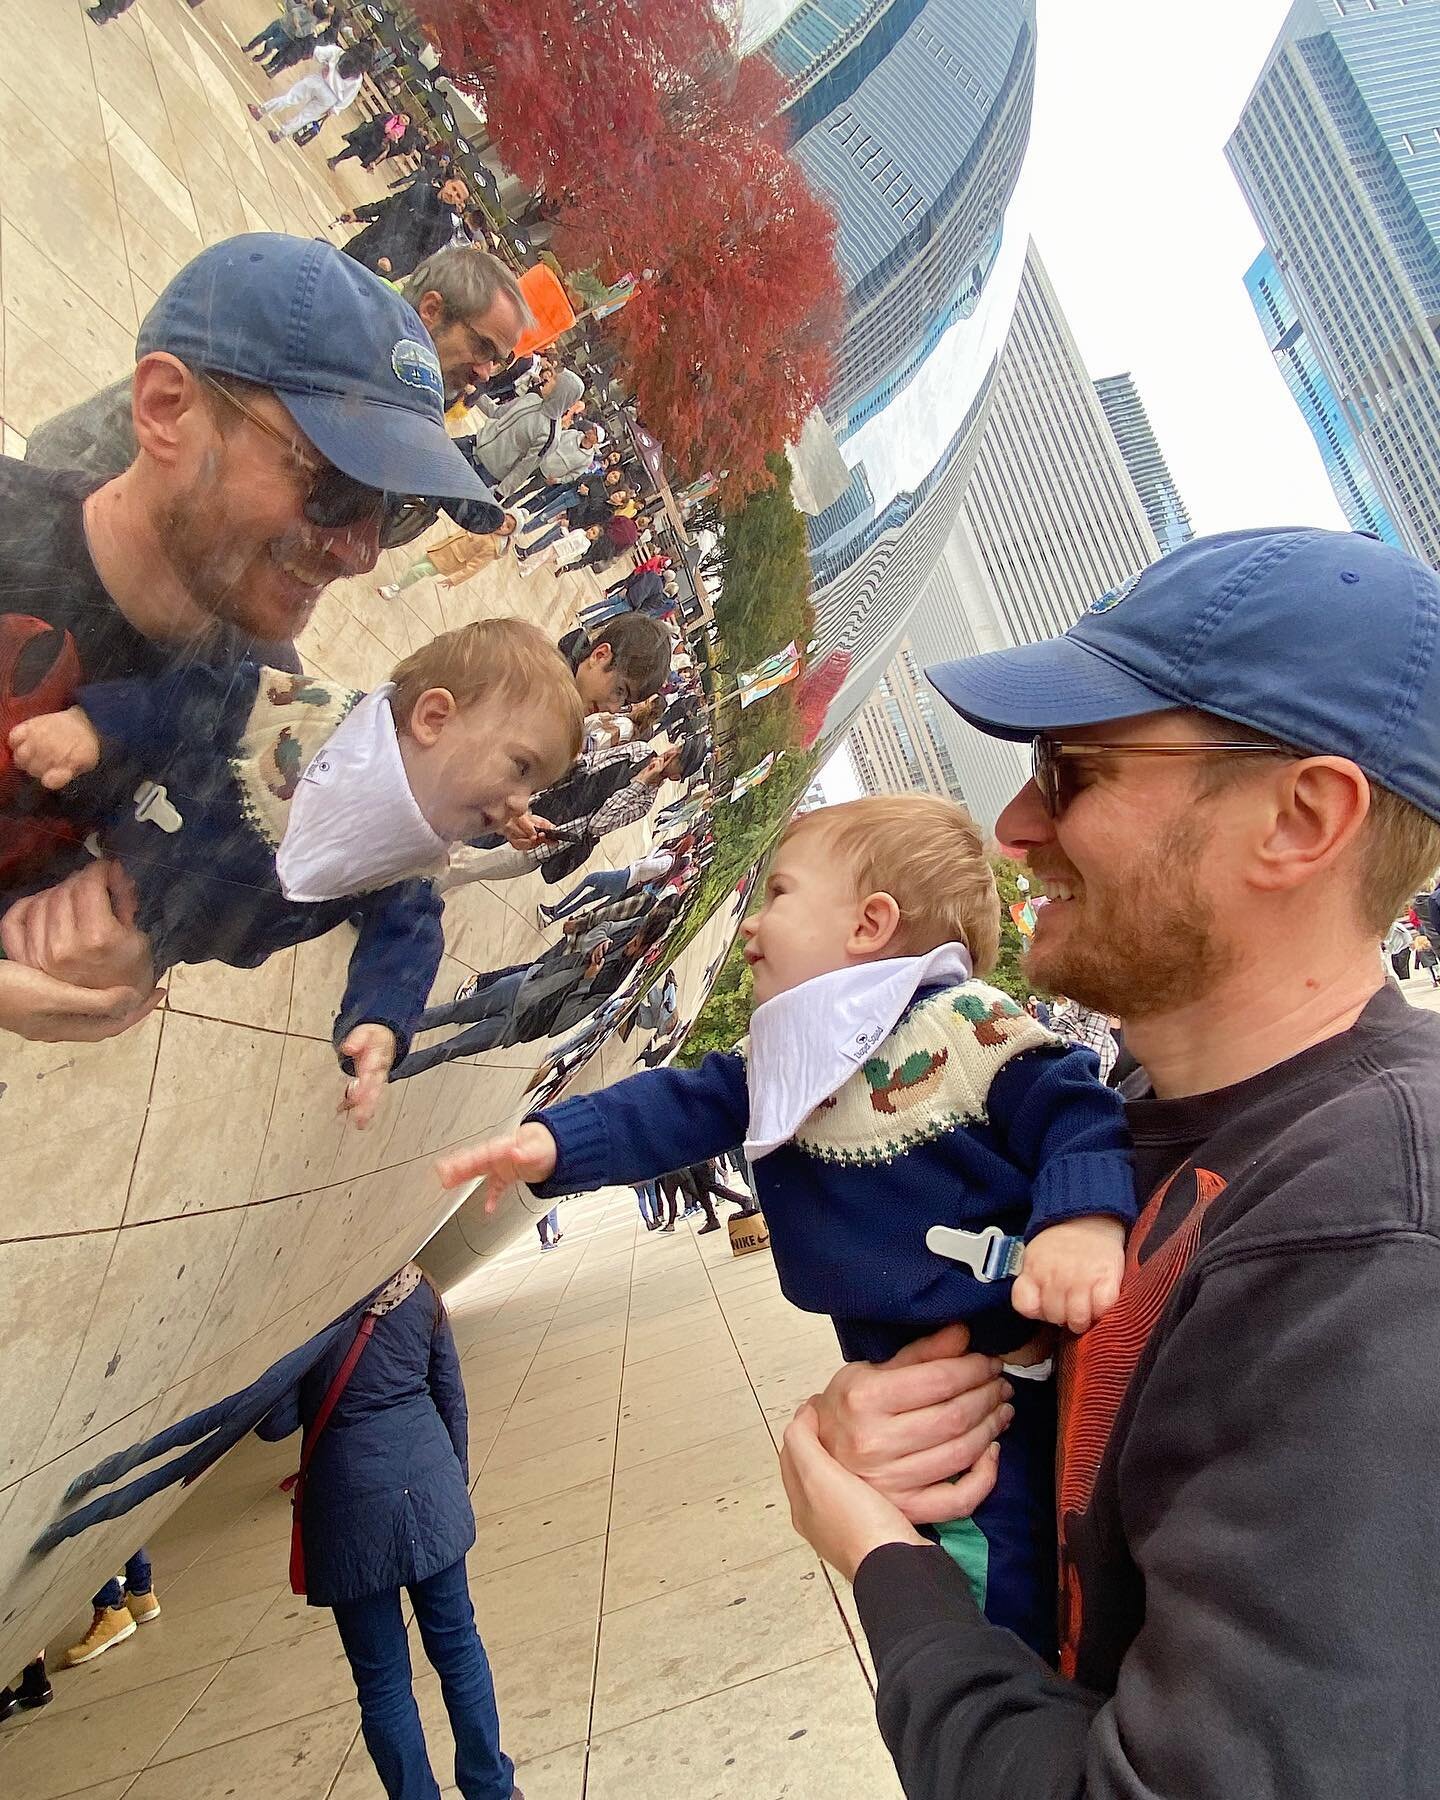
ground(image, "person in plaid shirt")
xmin=1052 ymin=997 xmax=1119 ymax=1083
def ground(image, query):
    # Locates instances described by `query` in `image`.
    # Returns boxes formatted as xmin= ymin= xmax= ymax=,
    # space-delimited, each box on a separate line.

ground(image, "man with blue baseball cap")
xmin=0 ymin=234 xmax=486 ymax=1043
xmin=780 ymin=527 xmax=1440 ymax=1798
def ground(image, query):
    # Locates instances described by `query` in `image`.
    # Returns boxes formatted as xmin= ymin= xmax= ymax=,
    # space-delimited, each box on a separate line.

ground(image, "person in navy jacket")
xmin=258 ymin=1266 xmax=518 ymax=1800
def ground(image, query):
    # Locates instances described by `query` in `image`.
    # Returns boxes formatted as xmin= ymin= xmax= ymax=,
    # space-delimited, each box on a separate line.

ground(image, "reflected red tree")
xmin=796 ymin=651 xmax=851 ymax=748
xmin=418 ymin=1 xmax=841 ymax=498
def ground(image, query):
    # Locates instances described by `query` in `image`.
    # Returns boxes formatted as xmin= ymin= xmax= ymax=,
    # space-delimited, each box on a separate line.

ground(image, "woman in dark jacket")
xmin=257 ymin=1267 xmax=516 ymax=1800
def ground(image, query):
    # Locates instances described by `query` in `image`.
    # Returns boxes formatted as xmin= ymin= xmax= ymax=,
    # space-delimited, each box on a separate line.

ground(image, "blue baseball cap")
xmin=927 ymin=527 xmax=1440 ymax=822
xmin=135 ymin=233 xmax=485 ymax=501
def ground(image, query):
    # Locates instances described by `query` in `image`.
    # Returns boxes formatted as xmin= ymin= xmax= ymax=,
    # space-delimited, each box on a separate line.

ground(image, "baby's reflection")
xmin=1 ymin=620 xmax=580 ymax=1125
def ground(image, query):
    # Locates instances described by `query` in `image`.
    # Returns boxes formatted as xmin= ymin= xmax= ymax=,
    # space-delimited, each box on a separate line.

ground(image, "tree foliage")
xmin=715 ymin=453 xmax=815 ymax=669
xmin=795 ymin=651 xmax=849 ymax=748
xmin=418 ymin=2 xmax=842 ymax=500
xmin=677 ymin=928 xmax=754 ymax=1065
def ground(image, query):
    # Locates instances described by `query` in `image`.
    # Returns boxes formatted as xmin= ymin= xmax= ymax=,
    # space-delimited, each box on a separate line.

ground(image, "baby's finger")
xmin=436 ymin=1141 xmax=509 ymax=1188
xmin=1065 ymin=1289 xmax=1094 ymax=1336
xmin=899 ymin=1441 xmax=1003 ymax=1526
xmin=1092 ymin=1268 xmax=1122 ymax=1319
xmin=1010 ymin=1272 xmax=1042 ymax=1319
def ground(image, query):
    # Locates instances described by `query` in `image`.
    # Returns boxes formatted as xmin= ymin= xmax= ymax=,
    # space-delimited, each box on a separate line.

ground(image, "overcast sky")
xmin=1020 ymin=0 xmax=1345 ymax=535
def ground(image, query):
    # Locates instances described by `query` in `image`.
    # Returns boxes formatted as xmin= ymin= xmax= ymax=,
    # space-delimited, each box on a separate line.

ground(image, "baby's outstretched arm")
xmin=438 ymin=1121 xmax=558 ymax=1190
xmin=8 ymin=707 xmax=102 ymax=790
xmin=1010 ymin=1214 xmax=1126 ymax=1335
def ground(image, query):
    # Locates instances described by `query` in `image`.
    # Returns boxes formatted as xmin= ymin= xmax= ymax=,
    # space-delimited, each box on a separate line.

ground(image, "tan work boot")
xmin=63 ymin=1605 xmax=136 ymax=1666
xmin=126 ymin=1588 xmax=161 ymax=1625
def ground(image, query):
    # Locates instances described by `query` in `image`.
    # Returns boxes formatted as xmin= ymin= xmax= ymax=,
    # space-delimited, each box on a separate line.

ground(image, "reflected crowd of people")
xmin=0 ymin=2 xmax=728 ymax=1776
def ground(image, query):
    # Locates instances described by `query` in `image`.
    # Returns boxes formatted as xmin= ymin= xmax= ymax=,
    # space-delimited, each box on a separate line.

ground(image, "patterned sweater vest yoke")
xmin=785 ymin=981 xmax=1058 ymax=1167
xmin=230 ymin=670 xmax=364 ymax=851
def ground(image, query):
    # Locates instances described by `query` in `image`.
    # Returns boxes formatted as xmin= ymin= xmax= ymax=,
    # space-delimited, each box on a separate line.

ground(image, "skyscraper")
xmin=905 ymin=241 xmax=1159 ymax=831
xmin=754 ymin=0 xmax=1037 ymax=443
xmin=1243 ymin=249 xmax=1404 ymax=545
xmin=846 ymin=640 xmax=966 ymax=800
xmin=743 ymin=0 xmax=1038 ymax=747
xmin=1094 ymin=372 xmax=1194 ymax=555
xmin=1227 ymin=0 xmax=1440 ymax=566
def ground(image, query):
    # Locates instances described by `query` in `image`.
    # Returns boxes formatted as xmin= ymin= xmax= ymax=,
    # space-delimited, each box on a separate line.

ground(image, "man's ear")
xmin=407 ymin=686 xmax=457 ymax=747
xmin=849 ymin=892 xmax=902 ymax=959
xmin=130 ymin=353 xmax=208 ymax=467
xmin=1250 ymin=756 xmax=1372 ymax=899
xmin=589 ymin=643 xmax=614 ymax=671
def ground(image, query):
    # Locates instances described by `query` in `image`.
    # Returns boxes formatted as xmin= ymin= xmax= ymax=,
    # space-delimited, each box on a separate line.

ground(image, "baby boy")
xmin=6 ymin=618 xmax=582 ymax=1123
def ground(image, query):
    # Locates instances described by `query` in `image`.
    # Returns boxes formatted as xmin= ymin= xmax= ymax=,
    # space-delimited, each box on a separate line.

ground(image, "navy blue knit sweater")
xmin=532 ymin=982 xmax=1136 ymax=1360
xmin=77 ymin=662 xmax=444 ymax=1061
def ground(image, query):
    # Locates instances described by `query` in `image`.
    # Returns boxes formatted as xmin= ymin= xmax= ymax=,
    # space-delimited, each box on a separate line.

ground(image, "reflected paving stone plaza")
xmin=1 ymin=1189 xmax=905 ymax=1799
xmin=0 ymin=0 xmax=900 ymax=1790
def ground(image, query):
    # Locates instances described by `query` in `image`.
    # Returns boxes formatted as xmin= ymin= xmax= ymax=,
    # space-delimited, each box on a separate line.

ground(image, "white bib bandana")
xmin=275 ymin=683 xmax=448 ymax=902
xmin=744 ymin=943 xmax=974 ymax=1161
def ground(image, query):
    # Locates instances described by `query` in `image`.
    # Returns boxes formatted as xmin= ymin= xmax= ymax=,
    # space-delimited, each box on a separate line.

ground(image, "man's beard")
xmin=156 ymin=458 xmax=256 ymax=633
xmin=1027 ymin=809 xmax=1236 ymax=1021
xmin=157 ymin=457 xmax=314 ymax=641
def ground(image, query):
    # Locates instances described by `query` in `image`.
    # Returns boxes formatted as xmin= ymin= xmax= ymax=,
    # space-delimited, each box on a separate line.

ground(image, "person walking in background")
xmin=1414 ymin=930 xmax=1439 ymax=986
xmin=539 ymin=845 xmax=677 ymax=925
xmin=514 ymin=521 xmax=601 ymax=577
xmin=340 ymin=177 xmax=473 ymax=280
xmin=378 ymin=513 xmax=521 ymax=596
xmin=554 ymin=512 xmax=639 ymax=577
xmin=467 ymin=370 xmax=587 ymax=498
xmin=1051 ymin=993 xmax=1119 ymax=1082
xmin=244 ymin=0 xmax=330 ymax=71
xmin=536 ymin=1207 xmax=562 ymax=1251
xmin=257 ymin=1266 xmax=518 ymax=1800
xmin=328 ymin=111 xmax=415 ymax=172
xmin=1385 ymin=917 xmax=1414 ymax=982
xmin=248 ymin=44 xmax=368 ymax=142
xmin=62 ymin=1550 xmax=159 ymax=1666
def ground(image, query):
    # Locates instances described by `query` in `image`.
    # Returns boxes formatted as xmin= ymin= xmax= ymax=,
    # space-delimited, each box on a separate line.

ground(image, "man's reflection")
xmin=0 ymin=233 xmax=491 ymax=1043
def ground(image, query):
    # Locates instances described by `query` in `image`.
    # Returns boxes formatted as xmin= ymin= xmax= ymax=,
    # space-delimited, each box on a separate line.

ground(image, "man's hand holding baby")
xmin=1010 ymin=1214 xmax=1126 ymax=1335
xmin=8 ymin=707 xmax=101 ymax=790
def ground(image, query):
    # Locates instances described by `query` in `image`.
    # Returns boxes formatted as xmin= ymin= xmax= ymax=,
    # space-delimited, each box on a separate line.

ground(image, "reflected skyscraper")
xmin=747 ymin=0 xmax=1038 ymax=740
xmin=1227 ymin=0 xmax=1440 ymax=565
xmin=1243 ymin=249 xmax=1403 ymax=545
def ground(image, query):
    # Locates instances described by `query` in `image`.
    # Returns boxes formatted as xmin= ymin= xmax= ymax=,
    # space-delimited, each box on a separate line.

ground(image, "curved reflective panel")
xmin=0 ymin=0 xmax=1034 ymax=1679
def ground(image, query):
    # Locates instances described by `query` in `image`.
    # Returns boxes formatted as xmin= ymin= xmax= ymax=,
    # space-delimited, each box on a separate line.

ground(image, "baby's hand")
xmin=8 ymin=707 xmax=102 ymax=789
xmin=436 ymin=1122 xmax=557 ymax=1191
xmin=1011 ymin=1215 xmax=1126 ymax=1335
xmin=337 ymin=1024 xmax=398 ymax=1130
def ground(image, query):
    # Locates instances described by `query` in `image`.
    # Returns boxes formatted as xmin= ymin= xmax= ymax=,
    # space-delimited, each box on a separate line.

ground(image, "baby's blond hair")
xmin=783 ymin=794 xmax=1001 ymax=973
xmin=389 ymin=618 xmax=584 ymax=762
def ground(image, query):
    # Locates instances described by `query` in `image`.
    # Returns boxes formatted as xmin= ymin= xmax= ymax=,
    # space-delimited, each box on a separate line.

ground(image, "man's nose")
xmin=993 ymin=778 xmax=1053 ymax=860
xmin=317 ymin=515 xmax=382 ymax=577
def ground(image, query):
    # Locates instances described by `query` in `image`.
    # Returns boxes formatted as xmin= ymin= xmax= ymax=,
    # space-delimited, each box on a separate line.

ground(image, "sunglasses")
xmin=202 ymin=376 xmax=432 ymax=549
xmin=1031 ymin=734 xmax=1291 ymax=818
